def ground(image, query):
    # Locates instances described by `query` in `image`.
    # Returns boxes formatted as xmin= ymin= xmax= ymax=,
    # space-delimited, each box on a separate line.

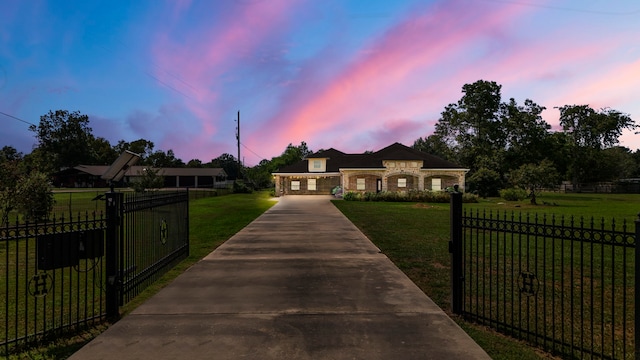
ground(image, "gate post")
xmin=449 ymin=190 xmax=463 ymax=315
xmin=105 ymin=191 xmax=123 ymax=321
xmin=635 ymin=213 xmax=640 ymax=360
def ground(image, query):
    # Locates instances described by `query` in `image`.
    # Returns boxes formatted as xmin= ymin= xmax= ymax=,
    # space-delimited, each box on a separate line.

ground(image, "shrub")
xmin=462 ymin=193 xmax=479 ymax=203
xmin=341 ymin=190 xmax=479 ymax=203
xmin=500 ymin=188 xmax=527 ymax=201
xmin=131 ymin=168 xmax=164 ymax=192
xmin=16 ymin=171 xmax=55 ymax=222
xmin=233 ymin=181 xmax=253 ymax=194
xmin=468 ymin=167 xmax=501 ymax=198
xmin=343 ymin=191 xmax=361 ymax=201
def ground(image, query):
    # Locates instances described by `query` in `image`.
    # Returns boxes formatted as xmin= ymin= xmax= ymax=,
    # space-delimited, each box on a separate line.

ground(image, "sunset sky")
xmin=1 ymin=0 xmax=639 ymax=165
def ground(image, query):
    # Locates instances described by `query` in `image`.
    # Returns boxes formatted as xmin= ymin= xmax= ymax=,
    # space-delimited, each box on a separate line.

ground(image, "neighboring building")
xmin=272 ymin=142 xmax=468 ymax=196
xmin=54 ymin=165 xmax=228 ymax=188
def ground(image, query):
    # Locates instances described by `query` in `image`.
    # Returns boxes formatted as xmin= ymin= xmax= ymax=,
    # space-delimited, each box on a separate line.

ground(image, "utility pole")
xmin=235 ymin=111 xmax=241 ymax=180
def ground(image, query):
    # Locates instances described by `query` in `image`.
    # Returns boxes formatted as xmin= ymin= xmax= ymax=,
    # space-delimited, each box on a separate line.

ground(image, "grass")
xmin=6 ymin=191 xmax=276 ymax=359
xmin=7 ymin=190 xmax=639 ymax=358
xmin=466 ymin=192 xmax=640 ymax=224
xmin=332 ymin=192 xmax=640 ymax=360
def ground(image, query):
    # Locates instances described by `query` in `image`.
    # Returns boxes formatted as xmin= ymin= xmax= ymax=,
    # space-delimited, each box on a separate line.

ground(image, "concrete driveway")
xmin=70 ymin=195 xmax=489 ymax=359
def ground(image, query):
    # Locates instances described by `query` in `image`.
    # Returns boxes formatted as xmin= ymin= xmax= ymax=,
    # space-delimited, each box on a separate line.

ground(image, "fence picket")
xmin=450 ymin=194 xmax=637 ymax=359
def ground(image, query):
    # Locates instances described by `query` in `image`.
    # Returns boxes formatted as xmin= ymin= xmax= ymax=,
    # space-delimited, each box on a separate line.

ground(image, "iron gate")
xmin=1 ymin=190 xmax=190 ymax=355
xmin=105 ymin=190 xmax=189 ymax=316
xmin=449 ymin=192 xmax=638 ymax=359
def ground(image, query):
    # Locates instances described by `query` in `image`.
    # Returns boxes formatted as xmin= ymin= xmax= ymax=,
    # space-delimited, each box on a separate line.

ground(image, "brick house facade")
xmin=273 ymin=143 xmax=468 ymax=196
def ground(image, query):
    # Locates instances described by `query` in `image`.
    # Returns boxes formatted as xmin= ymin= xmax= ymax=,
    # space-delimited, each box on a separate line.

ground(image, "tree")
xmin=412 ymin=135 xmax=453 ymax=160
xmin=90 ymin=137 xmax=118 ymax=165
xmin=242 ymin=142 xmax=315 ymax=189
xmin=509 ymin=160 xmax=559 ymax=205
xmin=131 ymin=167 xmax=164 ymax=192
xmin=596 ymin=146 xmax=637 ymax=181
xmin=209 ymin=153 xmax=241 ymax=180
xmin=558 ymin=105 xmax=637 ymax=185
xmin=186 ymin=159 xmax=203 ymax=168
xmin=434 ymin=80 xmax=504 ymax=171
xmin=29 ymin=110 xmax=95 ymax=173
xmin=0 ymin=158 xmax=21 ymax=226
xmin=632 ymin=149 xmax=640 ymax=178
xmin=245 ymin=159 xmax=275 ymax=189
xmin=468 ymin=167 xmax=501 ymax=198
xmin=147 ymin=149 xmax=184 ymax=168
xmin=499 ymin=98 xmax=551 ymax=172
xmin=0 ymin=146 xmax=23 ymax=162
xmin=558 ymin=105 xmax=636 ymax=149
xmin=16 ymin=171 xmax=55 ymax=221
xmin=114 ymin=139 xmax=155 ymax=163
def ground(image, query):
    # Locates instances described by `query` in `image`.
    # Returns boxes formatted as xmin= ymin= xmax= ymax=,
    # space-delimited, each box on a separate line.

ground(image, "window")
xmin=388 ymin=162 xmax=396 ymax=168
xmin=411 ymin=161 xmax=418 ymax=167
xmin=313 ymin=160 xmax=321 ymax=169
xmin=356 ymin=178 xmax=366 ymax=190
xmin=400 ymin=162 xmax=406 ymax=168
xmin=291 ymin=180 xmax=300 ymax=191
xmin=308 ymin=178 xmax=317 ymax=191
xmin=398 ymin=178 xmax=407 ymax=188
xmin=432 ymin=178 xmax=442 ymax=191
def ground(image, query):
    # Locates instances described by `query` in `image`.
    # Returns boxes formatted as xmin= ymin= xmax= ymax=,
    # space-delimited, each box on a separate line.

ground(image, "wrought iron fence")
xmin=117 ymin=191 xmax=189 ymax=305
xmin=2 ymin=190 xmax=190 ymax=356
xmin=1 ymin=212 xmax=106 ymax=355
xmin=449 ymin=193 xmax=638 ymax=359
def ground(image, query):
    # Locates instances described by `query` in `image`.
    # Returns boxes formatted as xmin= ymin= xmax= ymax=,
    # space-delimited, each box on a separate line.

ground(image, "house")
xmin=272 ymin=142 xmax=468 ymax=196
xmin=54 ymin=165 xmax=228 ymax=189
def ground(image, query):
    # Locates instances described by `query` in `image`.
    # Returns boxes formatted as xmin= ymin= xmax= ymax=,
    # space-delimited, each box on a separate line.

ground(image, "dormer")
xmin=308 ymin=157 xmax=327 ymax=172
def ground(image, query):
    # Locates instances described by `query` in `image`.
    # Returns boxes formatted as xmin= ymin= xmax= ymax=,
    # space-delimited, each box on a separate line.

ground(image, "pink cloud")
xmin=150 ymin=0 xmax=300 ymax=137
xmin=247 ymin=0 xmax=534 ymax=158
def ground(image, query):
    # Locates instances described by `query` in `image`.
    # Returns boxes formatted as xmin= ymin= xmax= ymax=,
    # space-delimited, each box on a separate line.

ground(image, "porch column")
xmin=274 ymin=175 xmax=281 ymax=195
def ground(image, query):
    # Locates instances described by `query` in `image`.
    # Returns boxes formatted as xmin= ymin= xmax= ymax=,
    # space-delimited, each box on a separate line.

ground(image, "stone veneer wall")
xmin=347 ymin=174 xmax=380 ymax=192
xmin=386 ymin=174 xmax=418 ymax=191
xmin=279 ymin=176 xmax=340 ymax=195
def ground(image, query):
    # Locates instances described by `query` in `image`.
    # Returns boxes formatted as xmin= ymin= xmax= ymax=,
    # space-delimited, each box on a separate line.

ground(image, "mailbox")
xmin=78 ymin=229 xmax=104 ymax=259
xmin=37 ymin=229 xmax=105 ymax=270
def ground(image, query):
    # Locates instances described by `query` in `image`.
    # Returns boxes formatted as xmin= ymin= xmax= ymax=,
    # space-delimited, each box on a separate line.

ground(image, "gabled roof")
xmin=274 ymin=142 xmax=463 ymax=173
xmin=307 ymin=148 xmax=346 ymax=159
xmin=370 ymin=142 xmax=461 ymax=169
xmin=69 ymin=165 xmax=227 ymax=177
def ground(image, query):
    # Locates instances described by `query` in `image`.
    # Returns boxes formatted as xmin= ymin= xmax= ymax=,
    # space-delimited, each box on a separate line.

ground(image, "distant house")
xmin=272 ymin=142 xmax=468 ymax=196
xmin=54 ymin=165 xmax=228 ymax=189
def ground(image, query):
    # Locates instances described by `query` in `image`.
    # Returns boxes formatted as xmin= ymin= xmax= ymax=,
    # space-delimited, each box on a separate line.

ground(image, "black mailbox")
xmin=78 ymin=229 xmax=104 ymax=259
xmin=37 ymin=229 xmax=105 ymax=270
xmin=37 ymin=232 xmax=80 ymax=270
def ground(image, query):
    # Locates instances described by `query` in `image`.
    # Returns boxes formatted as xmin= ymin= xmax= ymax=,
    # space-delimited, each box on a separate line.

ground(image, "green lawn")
xmin=10 ymin=191 xmax=639 ymax=359
xmin=332 ymin=192 xmax=640 ymax=359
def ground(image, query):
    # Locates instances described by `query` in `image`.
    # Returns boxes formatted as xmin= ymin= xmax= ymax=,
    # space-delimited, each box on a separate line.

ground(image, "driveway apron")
xmin=70 ymin=195 xmax=489 ymax=360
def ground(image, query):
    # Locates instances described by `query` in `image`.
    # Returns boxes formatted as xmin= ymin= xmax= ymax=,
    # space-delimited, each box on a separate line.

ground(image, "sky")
xmin=1 ymin=0 xmax=639 ymax=166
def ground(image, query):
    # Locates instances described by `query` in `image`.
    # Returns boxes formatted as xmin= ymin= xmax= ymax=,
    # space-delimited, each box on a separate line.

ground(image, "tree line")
xmin=2 ymin=79 xmax=639 ymax=206
xmin=412 ymin=80 xmax=639 ymax=198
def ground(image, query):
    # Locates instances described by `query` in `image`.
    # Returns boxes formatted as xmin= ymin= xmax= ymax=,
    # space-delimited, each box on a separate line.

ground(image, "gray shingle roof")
xmin=73 ymin=165 xmax=227 ymax=177
xmin=275 ymin=142 xmax=463 ymax=173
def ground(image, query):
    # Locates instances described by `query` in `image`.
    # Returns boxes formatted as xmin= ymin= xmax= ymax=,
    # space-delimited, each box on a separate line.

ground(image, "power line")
xmin=0 ymin=111 xmax=36 ymax=126
xmin=241 ymin=142 xmax=266 ymax=161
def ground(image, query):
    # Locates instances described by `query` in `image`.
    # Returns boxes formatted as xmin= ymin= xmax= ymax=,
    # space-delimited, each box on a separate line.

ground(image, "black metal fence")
xmin=1 ymin=212 xmax=107 ymax=355
xmin=2 ymin=190 xmax=189 ymax=356
xmin=115 ymin=191 xmax=189 ymax=306
xmin=449 ymin=193 xmax=638 ymax=359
